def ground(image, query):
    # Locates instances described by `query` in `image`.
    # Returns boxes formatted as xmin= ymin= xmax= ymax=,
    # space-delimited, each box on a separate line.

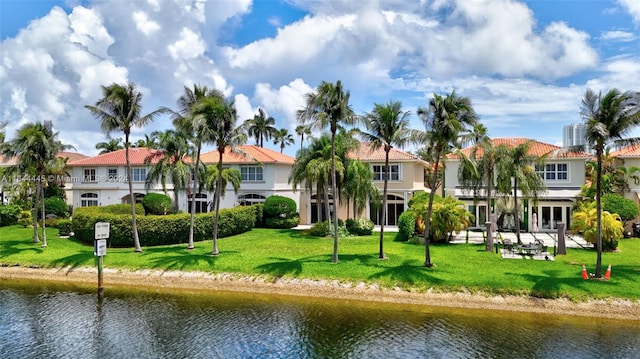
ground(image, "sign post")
xmin=94 ymin=222 xmax=109 ymax=299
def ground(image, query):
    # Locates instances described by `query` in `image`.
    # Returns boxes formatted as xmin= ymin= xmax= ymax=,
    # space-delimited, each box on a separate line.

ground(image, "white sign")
xmin=94 ymin=222 xmax=110 ymax=239
xmin=94 ymin=239 xmax=107 ymax=256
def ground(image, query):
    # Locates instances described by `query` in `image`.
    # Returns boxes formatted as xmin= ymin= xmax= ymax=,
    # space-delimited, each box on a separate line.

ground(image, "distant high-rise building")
xmin=563 ymin=123 xmax=590 ymax=152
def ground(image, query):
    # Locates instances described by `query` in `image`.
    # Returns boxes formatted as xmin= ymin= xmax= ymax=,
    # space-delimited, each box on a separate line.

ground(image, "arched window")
xmin=188 ymin=193 xmax=209 ymax=213
xmin=81 ymin=192 xmax=98 ymax=207
xmin=238 ymin=194 xmax=266 ymax=206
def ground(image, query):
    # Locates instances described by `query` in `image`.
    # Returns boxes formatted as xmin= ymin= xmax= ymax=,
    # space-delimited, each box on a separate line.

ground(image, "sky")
xmin=1 ymin=0 xmax=639 ymax=158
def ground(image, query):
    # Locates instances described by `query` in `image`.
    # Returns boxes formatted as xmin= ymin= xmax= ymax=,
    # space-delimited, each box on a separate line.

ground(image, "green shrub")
xmin=396 ymin=210 xmax=417 ymax=241
xmin=602 ymin=193 xmax=639 ymax=224
xmin=252 ymin=204 xmax=265 ymax=227
xmin=141 ymin=193 xmax=172 ymax=215
xmin=263 ymin=195 xmax=297 ymax=218
xmin=73 ymin=203 xmax=145 ymax=216
xmin=44 ymin=218 xmax=59 ymax=228
xmin=72 ymin=205 xmax=256 ymax=247
xmin=308 ymin=221 xmax=330 ymax=237
xmin=345 ymin=217 xmax=374 ymax=236
xmin=44 ymin=197 xmax=69 ymax=218
xmin=58 ymin=219 xmax=72 ymax=236
xmin=18 ymin=210 xmax=32 ymax=228
xmin=0 ymin=204 xmax=22 ymax=226
xmin=265 ymin=215 xmax=299 ymax=229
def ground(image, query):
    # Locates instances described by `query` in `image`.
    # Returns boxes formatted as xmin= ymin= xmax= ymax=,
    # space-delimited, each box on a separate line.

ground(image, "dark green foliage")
xmin=263 ymin=195 xmax=297 ymax=218
xmin=602 ymin=193 xmax=639 ymax=223
xmin=44 ymin=218 xmax=59 ymax=228
xmin=0 ymin=204 xmax=22 ymax=226
xmin=141 ymin=193 xmax=172 ymax=215
xmin=265 ymin=216 xmax=299 ymax=229
xmin=57 ymin=219 xmax=72 ymax=236
xmin=72 ymin=205 xmax=255 ymax=247
xmin=308 ymin=220 xmax=350 ymax=237
xmin=396 ymin=210 xmax=417 ymax=241
xmin=18 ymin=211 xmax=32 ymax=228
xmin=44 ymin=197 xmax=69 ymax=218
xmin=408 ymin=190 xmax=429 ymax=208
xmin=345 ymin=217 xmax=374 ymax=236
xmin=74 ymin=203 xmax=145 ymax=216
xmin=252 ymin=204 xmax=265 ymax=227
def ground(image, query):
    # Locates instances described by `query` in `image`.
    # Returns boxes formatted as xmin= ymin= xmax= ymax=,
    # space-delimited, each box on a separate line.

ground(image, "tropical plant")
xmin=601 ymin=193 xmax=639 ymax=228
xmin=134 ymin=133 xmax=159 ymax=149
xmin=244 ymin=108 xmax=276 ymax=147
xmin=412 ymin=91 xmax=478 ymax=267
xmin=86 ymin=81 xmax=165 ymax=252
xmin=580 ymin=88 xmax=640 ymax=277
xmin=495 ymin=141 xmax=546 ymax=243
xmin=295 ymin=124 xmax=311 ymax=151
xmin=571 ymin=201 xmax=623 ymax=250
xmin=191 ymin=92 xmax=246 ymax=255
xmin=409 ymin=193 xmax=474 ymax=243
xmin=95 ymin=137 xmax=124 ymax=154
xmin=341 ymin=159 xmax=379 ymax=219
xmin=273 ymin=128 xmax=294 ymax=153
xmin=360 ymin=100 xmax=412 ymax=259
xmin=297 ymin=80 xmax=355 ymax=263
xmin=201 ymin=164 xmax=242 ymax=203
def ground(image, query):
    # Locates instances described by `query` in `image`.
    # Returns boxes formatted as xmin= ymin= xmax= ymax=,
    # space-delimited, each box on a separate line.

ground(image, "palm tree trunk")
xmin=212 ymin=151 xmax=224 ymax=255
xmin=40 ymin=180 xmax=47 ymax=248
xmin=423 ymin=148 xmax=441 ymax=267
xmin=379 ymin=152 xmax=389 ymax=259
xmin=323 ymin=181 xmax=330 ymax=226
xmin=125 ymin=137 xmax=142 ymax=252
xmin=513 ymin=177 xmax=521 ymax=244
xmin=595 ymin=150 xmax=604 ymax=278
xmin=32 ymin=182 xmax=40 ymax=243
xmin=330 ymin=132 xmax=339 ymax=263
xmin=188 ymin=144 xmax=201 ymax=250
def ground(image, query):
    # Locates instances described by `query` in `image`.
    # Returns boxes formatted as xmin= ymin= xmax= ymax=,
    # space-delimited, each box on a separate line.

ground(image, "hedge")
xmin=72 ymin=205 xmax=256 ymax=247
xmin=263 ymin=195 xmax=296 ymax=218
xmin=0 ymin=204 xmax=22 ymax=226
xmin=141 ymin=193 xmax=172 ymax=215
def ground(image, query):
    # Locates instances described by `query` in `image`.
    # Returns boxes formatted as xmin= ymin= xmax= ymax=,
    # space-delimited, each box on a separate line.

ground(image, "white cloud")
xmin=168 ymin=27 xmax=206 ymax=60
xmin=600 ymin=30 xmax=637 ymax=42
xmin=133 ymin=11 xmax=161 ymax=35
xmin=618 ymin=0 xmax=640 ymax=23
xmin=254 ymin=79 xmax=314 ymax=130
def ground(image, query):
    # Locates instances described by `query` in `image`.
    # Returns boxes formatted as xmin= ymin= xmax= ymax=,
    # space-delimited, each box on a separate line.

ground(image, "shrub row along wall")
xmin=72 ymin=204 xmax=257 ymax=247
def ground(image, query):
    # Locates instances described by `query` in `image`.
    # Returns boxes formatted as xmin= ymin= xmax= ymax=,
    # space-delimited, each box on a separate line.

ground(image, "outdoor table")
xmin=517 ymin=243 xmax=540 ymax=256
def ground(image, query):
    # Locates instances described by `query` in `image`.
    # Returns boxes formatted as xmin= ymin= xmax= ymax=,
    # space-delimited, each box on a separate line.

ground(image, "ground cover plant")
xmin=1 ymin=225 xmax=639 ymax=302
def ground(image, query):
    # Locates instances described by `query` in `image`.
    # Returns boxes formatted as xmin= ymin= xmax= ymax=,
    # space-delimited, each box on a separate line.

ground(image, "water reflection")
xmin=1 ymin=281 xmax=639 ymax=358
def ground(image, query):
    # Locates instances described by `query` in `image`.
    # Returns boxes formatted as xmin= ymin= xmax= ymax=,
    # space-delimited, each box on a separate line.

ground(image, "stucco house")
xmin=443 ymin=138 xmax=591 ymax=233
xmin=297 ymin=142 xmax=430 ymax=225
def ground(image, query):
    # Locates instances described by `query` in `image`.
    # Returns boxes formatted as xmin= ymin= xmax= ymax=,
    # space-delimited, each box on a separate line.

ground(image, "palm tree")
xmin=191 ymin=93 xmax=246 ymax=255
xmin=341 ymin=159 xmax=379 ymax=219
xmin=413 ymin=91 xmax=478 ymax=267
xmin=495 ymin=141 xmax=546 ymax=244
xmin=201 ymin=164 xmax=242 ymax=202
xmin=580 ymin=88 xmax=640 ymax=278
xmin=95 ymin=137 xmax=124 ymax=154
xmin=244 ymin=108 xmax=276 ymax=147
xmin=360 ymin=101 xmax=412 ymax=259
xmin=1 ymin=121 xmax=72 ymax=246
xmin=145 ymin=129 xmax=192 ymax=213
xmin=298 ymin=80 xmax=355 ymax=263
xmin=295 ymin=125 xmax=311 ymax=151
xmin=171 ymin=84 xmax=221 ymax=250
xmin=86 ymin=82 xmax=165 ymax=252
xmin=273 ymin=128 xmax=295 ymax=153
xmin=135 ymin=133 xmax=159 ymax=148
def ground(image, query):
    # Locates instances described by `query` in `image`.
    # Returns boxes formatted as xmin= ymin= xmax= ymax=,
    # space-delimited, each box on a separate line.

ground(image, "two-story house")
xmin=443 ymin=138 xmax=590 ymax=232
xmin=297 ymin=142 xmax=430 ymax=225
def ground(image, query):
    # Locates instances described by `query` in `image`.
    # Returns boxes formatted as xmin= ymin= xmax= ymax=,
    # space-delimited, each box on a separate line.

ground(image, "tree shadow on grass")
xmin=0 ymin=239 xmax=44 ymax=258
xmin=255 ymin=257 xmax=303 ymax=277
xmin=504 ymin=268 xmax=623 ymax=298
xmin=144 ymin=247 xmax=229 ymax=271
xmin=368 ymin=259 xmax=445 ymax=286
xmin=50 ymin=253 xmax=95 ymax=270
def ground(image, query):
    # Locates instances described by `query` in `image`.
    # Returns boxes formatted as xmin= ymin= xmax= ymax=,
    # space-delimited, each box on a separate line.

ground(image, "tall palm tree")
xmin=171 ymin=84 xmax=221 ymax=250
xmin=413 ymin=91 xmax=478 ymax=267
xmin=244 ymin=108 xmax=276 ymax=147
xmin=341 ymin=159 xmax=379 ymax=219
xmin=295 ymin=124 xmax=311 ymax=151
xmin=298 ymin=80 xmax=355 ymax=263
xmin=201 ymin=164 xmax=242 ymax=202
xmin=580 ymin=88 xmax=640 ymax=278
xmin=2 ymin=121 xmax=72 ymax=246
xmin=191 ymin=93 xmax=246 ymax=255
xmin=135 ymin=133 xmax=159 ymax=149
xmin=361 ymin=101 xmax=411 ymax=259
xmin=145 ymin=129 xmax=192 ymax=213
xmin=95 ymin=137 xmax=124 ymax=154
xmin=273 ymin=128 xmax=295 ymax=153
xmin=86 ymin=82 xmax=165 ymax=252
xmin=496 ymin=141 xmax=546 ymax=244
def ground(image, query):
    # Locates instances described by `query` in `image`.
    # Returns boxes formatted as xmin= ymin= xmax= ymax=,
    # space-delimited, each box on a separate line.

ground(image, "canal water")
xmin=1 ymin=281 xmax=639 ymax=359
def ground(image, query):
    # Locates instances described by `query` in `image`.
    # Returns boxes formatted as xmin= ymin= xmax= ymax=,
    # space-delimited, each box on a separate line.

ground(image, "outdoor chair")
xmin=503 ymin=239 xmax=516 ymax=255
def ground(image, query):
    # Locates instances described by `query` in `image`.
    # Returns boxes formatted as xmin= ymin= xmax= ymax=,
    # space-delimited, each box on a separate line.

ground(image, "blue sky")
xmin=1 ymin=0 xmax=639 ymax=158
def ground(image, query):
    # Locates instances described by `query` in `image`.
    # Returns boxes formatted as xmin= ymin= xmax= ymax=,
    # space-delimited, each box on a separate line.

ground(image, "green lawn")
xmin=1 ymin=225 xmax=639 ymax=301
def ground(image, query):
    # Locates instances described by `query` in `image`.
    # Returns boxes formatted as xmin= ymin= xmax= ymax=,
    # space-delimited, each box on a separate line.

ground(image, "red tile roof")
xmin=0 ymin=155 xmax=19 ymax=166
xmin=200 ymin=145 xmax=295 ymax=164
xmin=67 ymin=148 xmax=165 ymax=166
xmin=609 ymin=144 xmax=640 ymax=158
xmin=449 ymin=137 xmax=591 ymax=159
xmin=348 ymin=142 xmax=428 ymax=164
xmin=57 ymin=151 xmax=89 ymax=163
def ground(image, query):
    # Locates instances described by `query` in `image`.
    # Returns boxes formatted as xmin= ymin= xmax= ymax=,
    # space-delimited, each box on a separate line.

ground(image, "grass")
xmin=1 ymin=225 xmax=639 ymax=302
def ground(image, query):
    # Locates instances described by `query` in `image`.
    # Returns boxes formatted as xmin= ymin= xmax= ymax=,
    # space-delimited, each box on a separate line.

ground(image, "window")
xmin=536 ymin=163 xmax=568 ymax=181
xmin=107 ymin=168 xmax=118 ymax=181
xmin=80 ymin=192 xmax=98 ymax=207
xmin=372 ymin=164 xmax=399 ymax=181
xmin=188 ymin=193 xmax=209 ymax=213
xmin=238 ymin=194 xmax=266 ymax=206
xmin=132 ymin=168 xmax=147 ymax=182
xmin=83 ymin=168 xmax=97 ymax=182
xmin=241 ymin=166 xmax=263 ymax=182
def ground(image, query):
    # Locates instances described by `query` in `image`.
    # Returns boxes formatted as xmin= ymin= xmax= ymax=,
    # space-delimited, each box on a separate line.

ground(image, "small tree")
xmin=602 ymin=193 xmax=639 ymax=228
xmin=571 ymin=201 xmax=623 ymax=250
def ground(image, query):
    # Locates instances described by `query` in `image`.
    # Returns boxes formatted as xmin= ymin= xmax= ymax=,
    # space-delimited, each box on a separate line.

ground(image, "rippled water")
xmin=1 ymin=281 xmax=639 ymax=359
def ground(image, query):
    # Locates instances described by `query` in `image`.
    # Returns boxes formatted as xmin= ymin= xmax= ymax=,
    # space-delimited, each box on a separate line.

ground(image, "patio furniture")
xmin=503 ymin=239 xmax=516 ymax=255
